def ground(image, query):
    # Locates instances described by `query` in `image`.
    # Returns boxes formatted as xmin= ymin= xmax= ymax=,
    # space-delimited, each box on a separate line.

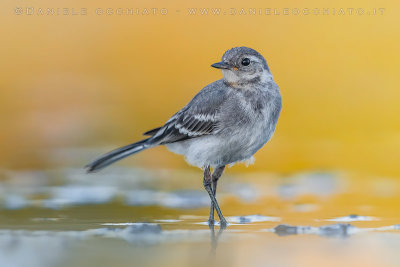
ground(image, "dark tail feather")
xmin=86 ymin=139 xmax=151 ymax=173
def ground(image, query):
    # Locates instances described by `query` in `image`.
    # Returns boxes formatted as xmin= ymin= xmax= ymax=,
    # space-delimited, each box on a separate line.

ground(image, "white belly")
xmin=165 ymin=123 xmax=272 ymax=168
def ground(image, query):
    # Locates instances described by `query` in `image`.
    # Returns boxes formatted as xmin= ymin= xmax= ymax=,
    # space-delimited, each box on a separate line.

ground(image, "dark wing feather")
xmin=143 ymin=127 xmax=162 ymax=136
xmin=148 ymin=81 xmax=228 ymax=145
xmin=150 ymin=110 xmax=218 ymax=144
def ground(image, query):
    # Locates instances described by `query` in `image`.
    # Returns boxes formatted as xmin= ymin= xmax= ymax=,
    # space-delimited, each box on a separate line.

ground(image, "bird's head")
xmin=212 ymin=47 xmax=272 ymax=88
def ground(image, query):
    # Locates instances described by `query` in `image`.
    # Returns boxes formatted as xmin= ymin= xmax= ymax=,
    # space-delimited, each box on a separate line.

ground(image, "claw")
xmin=208 ymin=218 xmax=215 ymax=226
xmin=220 ymin=219 xmax=228 ymax=229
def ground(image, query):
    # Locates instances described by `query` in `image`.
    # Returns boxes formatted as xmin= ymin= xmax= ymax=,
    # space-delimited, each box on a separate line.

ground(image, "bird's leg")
xmin=209 ymin=166 xmax=226 ymax=225
xmin=203 ymin=166 xmax=227 ymax=228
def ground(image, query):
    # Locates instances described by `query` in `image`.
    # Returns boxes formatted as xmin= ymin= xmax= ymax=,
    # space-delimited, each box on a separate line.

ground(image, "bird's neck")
xmin=224 ymin=71 xmax=273 ymax=90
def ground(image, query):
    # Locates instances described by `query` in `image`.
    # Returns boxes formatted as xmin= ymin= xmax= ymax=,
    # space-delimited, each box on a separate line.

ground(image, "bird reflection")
xmin=209 ymin=223 xmax=225 ymax=256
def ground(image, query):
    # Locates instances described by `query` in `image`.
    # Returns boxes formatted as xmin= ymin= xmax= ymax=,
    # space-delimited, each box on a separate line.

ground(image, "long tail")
xmin=86 ymin=138 xmax=152 ymax=173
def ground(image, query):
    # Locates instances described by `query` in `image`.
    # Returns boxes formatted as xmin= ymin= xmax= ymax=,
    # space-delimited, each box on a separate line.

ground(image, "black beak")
xmin=211 ymin=61 xmax=231 ymax=70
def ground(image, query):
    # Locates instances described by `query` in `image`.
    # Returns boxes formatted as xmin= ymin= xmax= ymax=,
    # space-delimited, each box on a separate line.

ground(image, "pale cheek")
xmin=222 ymin=70 xmax=240 ymax=83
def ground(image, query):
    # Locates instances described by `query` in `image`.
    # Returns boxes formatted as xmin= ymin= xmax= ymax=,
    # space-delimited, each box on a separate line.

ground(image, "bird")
xmin=86 ymin=46 xmax=282 ymax=228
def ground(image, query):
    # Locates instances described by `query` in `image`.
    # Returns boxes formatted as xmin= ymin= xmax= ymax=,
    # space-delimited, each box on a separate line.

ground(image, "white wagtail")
xmin=86 ymin=47 xmax=282 ymax=228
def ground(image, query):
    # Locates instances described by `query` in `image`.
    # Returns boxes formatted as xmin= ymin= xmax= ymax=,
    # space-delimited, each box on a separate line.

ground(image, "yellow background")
xmin=1 ymin=0 xmax=399 ymax=176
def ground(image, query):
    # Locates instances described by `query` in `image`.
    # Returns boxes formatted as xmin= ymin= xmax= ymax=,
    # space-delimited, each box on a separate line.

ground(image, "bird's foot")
xmin=208 ymin=218 xmax=215 ymax=226
xmin=219 ymin=218 xmax=228 ymax=229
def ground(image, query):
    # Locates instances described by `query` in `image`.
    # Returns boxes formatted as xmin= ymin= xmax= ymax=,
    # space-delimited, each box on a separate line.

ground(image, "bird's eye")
xmin=241 ymin=58 xmax=250 ymax=66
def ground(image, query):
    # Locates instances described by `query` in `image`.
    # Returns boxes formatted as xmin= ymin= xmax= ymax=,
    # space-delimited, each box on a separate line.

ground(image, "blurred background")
xmin=1 ymin=1 xmax=400 ymax=267
xmin=1 ymin=0 xmax=399 ymax=176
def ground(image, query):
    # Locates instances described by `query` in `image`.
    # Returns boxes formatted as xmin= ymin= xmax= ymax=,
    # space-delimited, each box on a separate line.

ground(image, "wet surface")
xmin=1 ymin=167 xmax=400 ymax=267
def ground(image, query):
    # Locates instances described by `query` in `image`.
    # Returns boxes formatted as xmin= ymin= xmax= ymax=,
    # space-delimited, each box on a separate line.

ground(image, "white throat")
xmin=222 ymin=69 xmax=272 ymax=85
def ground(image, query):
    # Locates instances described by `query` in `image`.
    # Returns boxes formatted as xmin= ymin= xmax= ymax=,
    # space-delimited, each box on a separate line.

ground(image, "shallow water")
xmin=1 ymin=167 xmax=400 ymax=267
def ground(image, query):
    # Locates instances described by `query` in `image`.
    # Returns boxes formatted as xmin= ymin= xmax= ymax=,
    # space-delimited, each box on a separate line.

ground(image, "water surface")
xmin=1 ymin=167 xmax=400 ymax=267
